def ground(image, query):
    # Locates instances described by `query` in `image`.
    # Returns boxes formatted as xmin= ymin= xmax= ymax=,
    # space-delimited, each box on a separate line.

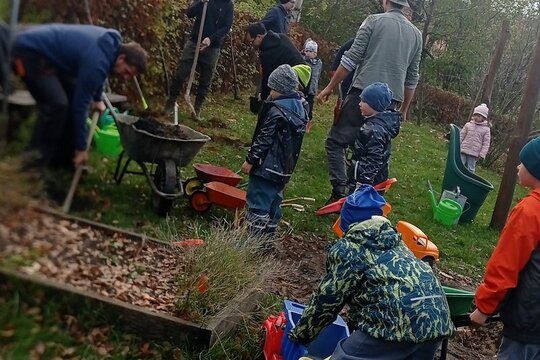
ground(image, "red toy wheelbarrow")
xmin=185 ymin=163 xmax=246 ymax=213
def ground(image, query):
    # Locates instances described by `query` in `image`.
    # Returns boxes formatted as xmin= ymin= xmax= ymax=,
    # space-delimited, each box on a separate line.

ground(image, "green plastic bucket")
xmin=443 ymin=286 xmax=474 ymax=316
xmin=434 ymin=198 xmax=462 ymax=226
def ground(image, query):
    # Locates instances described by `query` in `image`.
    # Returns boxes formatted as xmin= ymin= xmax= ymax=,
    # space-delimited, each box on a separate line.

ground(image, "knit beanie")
xmin=268 ymin=64 xmax=299 ymax=95
xmin=280 ymin=0 xmax=291 ymax=4
xmin=519 ymin=137 xmax=540 ymax=181
xmin=292 ymin=64 xmax=312 ymax=89
xmin=340 ymin=185 xmax=386 ymax=233
xmin=304 ymin=39 xmax=318 ymax=53
xmin=390 ymin=0 xmax=410 ymax=6
xmin=360 ymin=82 xmax=393 ymax=113
xmin=473 ymin=103 xmax=489 ymax=119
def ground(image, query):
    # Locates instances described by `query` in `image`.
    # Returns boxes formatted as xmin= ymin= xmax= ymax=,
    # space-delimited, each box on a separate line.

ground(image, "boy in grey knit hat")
xmin=241 ymin=64 xmax=309 ymax=244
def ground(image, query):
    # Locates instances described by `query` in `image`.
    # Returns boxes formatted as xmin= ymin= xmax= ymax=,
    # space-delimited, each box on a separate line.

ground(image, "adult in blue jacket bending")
xmin=12 ymin=24 xmax=147 ymax=169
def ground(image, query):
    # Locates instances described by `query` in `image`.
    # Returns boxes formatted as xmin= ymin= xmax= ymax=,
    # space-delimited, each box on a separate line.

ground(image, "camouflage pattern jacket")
xmin=289 ymin=216 xmax=454 ymax=344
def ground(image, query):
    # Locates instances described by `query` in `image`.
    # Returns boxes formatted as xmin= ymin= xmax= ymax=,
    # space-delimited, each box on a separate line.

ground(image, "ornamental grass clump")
xmin=159 ymin=219 xmax=277 ymax=322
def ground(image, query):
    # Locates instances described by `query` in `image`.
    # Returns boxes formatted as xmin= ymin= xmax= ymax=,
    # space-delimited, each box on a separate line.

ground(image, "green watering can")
xmin=98 ymin=108 xmax=118 ymax=129
xmin=94 ymin=123 xmax=122 ymax=156
xmin=427 ymin=180 xmax=463 ymax=226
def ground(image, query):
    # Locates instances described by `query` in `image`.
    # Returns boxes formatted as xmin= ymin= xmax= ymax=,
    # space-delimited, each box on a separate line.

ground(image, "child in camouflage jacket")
xmin=288 ymin=185 xmax=454 ymax=359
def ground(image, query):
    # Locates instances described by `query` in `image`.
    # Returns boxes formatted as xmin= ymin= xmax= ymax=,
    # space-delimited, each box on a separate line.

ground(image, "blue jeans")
xmin=13 ymin=47 xmax=76 ymax=168
xmin=246 ymin=175 xmax=283 ymax=235
xmin=330 ymin=330 xmax=442 ymax=360
xmin=498 ymin=336 xmax=540 ymax=360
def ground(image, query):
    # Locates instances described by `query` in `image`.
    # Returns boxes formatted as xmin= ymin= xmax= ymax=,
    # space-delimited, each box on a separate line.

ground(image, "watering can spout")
xmin=427 ymin=180 xmax=438 ymax=213
xmin=428 ymin=190 xmax=437 ymax=213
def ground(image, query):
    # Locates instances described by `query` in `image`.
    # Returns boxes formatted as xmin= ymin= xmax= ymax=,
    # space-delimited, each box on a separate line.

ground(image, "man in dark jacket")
xmin=241 ymin=64 xmax=308 ymax=240
xmin=247 ymin=22 xmax=306 ymax=102
xmin=261 ymin=0 xmax=296 ymax=34
xmin=12 ymin=24 xmax=147 ymax=169
xmin=331 ymin=38 xmax=355 ymax=100
xmin=351 ymin=82 xmax=401 ymax=186
xmin=164 ymin=0 xmax=233 ymax=120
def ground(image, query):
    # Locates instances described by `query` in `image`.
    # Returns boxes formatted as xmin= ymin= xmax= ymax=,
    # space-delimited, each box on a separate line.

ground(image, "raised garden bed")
xmin=0 ymin=207 xmax=264 ymax=349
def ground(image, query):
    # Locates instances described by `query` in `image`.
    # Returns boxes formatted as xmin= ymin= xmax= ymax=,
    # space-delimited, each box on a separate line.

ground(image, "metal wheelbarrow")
xmin=113 ymin=114 xmax=210 ymax=216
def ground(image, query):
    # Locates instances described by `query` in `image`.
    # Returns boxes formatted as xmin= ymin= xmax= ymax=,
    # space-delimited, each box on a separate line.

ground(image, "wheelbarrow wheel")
xmin=422 ymin=256 xmax=436 ymax=269
xmin=184 ymin=177 xmax=204 ymax=196
xmin=152 ymin=159 xmax=177 ymax=216
xmin=190 ymin=190 xmax=211 ymax=213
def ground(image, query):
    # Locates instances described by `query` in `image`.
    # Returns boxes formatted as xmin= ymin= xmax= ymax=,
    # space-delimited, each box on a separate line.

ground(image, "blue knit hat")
xmin=360 ymin=82 xmax=393 ymax=112
xmin=340 ymin=185 xmax=386 ymax=233
xmin=519 ymin=137 xmax=540 ymax=181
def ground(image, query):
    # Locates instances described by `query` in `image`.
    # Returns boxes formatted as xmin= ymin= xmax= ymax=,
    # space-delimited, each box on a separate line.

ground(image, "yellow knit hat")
xmin=292 ymin=64 xmax=312 ymax=89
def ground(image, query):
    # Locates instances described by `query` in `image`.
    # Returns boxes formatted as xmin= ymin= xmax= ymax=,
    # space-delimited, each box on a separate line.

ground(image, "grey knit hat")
xmin=390 ymin=0 xmax=410 ymax=6
xmin=268 ymin=64 xmax=299 ymax=95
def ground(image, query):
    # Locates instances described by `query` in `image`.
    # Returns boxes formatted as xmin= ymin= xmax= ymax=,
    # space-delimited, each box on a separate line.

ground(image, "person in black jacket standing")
xmin=241 ymin=64 xmax=308 ymax=241
xmin=164 ymin=0 xmax=233 ymax=120
xmin=247 ymin=22 xmax=306 ymax=102
xmin=260 ymin=0 xmax=296 ymax=34
xmin=351 ymin=82 xmax=401 ymax=187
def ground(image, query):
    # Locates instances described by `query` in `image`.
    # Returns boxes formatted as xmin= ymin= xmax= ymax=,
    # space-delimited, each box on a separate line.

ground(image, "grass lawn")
xmin=0 ymin=92 xmax=527 ymax=358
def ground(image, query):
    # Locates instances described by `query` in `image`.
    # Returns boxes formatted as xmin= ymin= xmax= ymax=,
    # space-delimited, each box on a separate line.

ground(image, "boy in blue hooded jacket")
xmin=241 ymin=64 xmax=309 ymax=239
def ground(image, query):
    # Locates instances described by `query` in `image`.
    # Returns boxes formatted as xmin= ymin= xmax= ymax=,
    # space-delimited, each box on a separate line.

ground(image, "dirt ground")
xmin=0 ymin=206 xmax=502 ymax=359
xmin=270 ymin=232 xmax=502 ymax=359
xmin=134 ymin=116 xmax=189 ymax=139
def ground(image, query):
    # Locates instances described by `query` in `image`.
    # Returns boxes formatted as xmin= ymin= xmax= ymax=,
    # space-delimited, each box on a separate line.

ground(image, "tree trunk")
xmin=290 ymin=0 xmax=303 ymax=22
xmin=415 ymin=0 xmax=436 ymax=125
xmin=469 ymin=19 xmax=510 ymax=119
xmin=490 ymin=29 xmax=540 ymax=230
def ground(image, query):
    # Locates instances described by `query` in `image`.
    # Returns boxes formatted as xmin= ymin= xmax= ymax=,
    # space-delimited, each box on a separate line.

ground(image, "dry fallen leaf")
xmin=1 ymin=329 xmax=15 ymax=337
xmin=140 ymin=342 xmax=154 ymax=355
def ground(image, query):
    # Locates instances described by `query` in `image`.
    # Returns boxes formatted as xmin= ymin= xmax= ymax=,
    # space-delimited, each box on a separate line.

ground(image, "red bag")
xmin=262 ymin=312 xmax=286 ymax=360
xmin=333 ymin=98 xmax=343 ymax=125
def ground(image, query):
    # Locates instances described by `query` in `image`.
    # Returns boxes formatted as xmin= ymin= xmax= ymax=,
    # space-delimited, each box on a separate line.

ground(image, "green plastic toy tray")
xmin=443 ymin=286 xmax=475 ymax=316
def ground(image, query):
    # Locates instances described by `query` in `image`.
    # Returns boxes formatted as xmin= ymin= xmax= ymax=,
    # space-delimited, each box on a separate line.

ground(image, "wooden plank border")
xmin=0 ymin=268 xmax=212 ymax=349
xmin=2 ymin=207 xmax=267 ymax=350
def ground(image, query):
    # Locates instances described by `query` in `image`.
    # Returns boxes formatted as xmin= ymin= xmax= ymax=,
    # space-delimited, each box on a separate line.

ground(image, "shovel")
xmin=133 ymin=76 xmax=148 ymax=110
xmin=62 ymin=110 xmax=100 ymax=213
xmin=184 ymin=0 xmax=209 ymax=118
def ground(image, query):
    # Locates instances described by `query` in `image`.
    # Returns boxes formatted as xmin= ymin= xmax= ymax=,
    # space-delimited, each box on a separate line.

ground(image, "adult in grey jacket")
xmin=317 ymin=0 xmax=422 ymax=203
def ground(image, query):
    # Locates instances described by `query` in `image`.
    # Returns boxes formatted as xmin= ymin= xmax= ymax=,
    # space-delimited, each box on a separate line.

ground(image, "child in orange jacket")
xmin=470 ymin=136 xmax=540 ymax=358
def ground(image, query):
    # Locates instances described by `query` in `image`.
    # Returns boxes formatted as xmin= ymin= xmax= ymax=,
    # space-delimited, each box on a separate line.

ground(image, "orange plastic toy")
xmin=396 ymin=221 xmax=439 ymax=267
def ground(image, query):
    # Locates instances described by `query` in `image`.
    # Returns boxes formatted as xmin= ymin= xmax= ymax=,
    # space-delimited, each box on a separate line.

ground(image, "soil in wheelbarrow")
xmin=134 ymin=116 xmax=189 ymax=140
xmin=269 ymin=233 xmax=502 ymax=359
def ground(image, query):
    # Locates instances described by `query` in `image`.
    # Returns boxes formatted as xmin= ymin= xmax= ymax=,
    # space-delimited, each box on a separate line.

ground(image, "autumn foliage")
xmin=19 ymin=0 xmax=339 ymax=100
